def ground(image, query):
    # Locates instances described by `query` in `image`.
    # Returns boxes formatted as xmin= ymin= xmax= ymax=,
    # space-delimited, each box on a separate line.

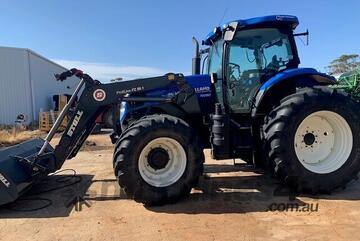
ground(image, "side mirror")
xmin=211 ymin=73 xmax=218 ymax=84
xmin=294 ymin=29 xmax=309 ymax=46
xmin=224 ymin=22 xmax=238 ymax=42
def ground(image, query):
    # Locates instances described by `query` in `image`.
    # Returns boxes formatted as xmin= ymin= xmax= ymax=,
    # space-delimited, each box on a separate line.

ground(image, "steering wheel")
xmin=229 ymin=62 xmax=241 ymax=74
xmin=228 ymin=62 xmax=241 ymax=89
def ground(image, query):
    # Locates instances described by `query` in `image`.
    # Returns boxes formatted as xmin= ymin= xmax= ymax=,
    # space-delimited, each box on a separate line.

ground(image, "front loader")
xmin=1 ymin=15 xmax=360 ymax=206
xmin=0 ymin=70 xmax=201 ymax=205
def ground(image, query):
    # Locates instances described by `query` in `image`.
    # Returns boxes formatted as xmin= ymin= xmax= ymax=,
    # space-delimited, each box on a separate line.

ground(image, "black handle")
xmin=55 ymin=68 xmax=84 ymax=81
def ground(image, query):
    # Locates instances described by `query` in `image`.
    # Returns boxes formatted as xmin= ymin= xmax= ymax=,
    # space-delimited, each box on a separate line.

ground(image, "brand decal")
xmin=67 ymin=110 xmax=84 ymax=137
xmin=93 ymin=89 xmax=106 ymax=101
xmin=194 ymin=86 xmax=211 ymax=93
xmin=116 ymin=86 xmax=145 ymax=95
xmin=275 ymin=15 xmax=295 ymax=21
xmin=195 ymin=86 xmax=211 ymax=98
xmin=163 ymin=86 xmax=211 ymax=98
xmin=0 ymin=173 xmax=10 ymax=188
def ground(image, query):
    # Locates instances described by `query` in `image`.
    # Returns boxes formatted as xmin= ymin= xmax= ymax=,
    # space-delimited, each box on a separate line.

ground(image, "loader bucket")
xmin=0 ymin=138 xmax=54 ymax=206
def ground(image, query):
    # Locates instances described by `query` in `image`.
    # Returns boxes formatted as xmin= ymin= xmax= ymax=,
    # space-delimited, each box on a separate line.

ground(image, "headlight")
xmin=120 ymin=101 xmax=128 ymax=122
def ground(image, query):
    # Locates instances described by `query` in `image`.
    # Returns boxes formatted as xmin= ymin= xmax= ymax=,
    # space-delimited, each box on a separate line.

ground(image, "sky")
xmin=0 ymin=0 xmax=359 ymax=80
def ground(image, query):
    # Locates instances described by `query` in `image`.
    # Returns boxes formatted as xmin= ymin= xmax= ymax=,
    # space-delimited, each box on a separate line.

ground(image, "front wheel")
xmin=113 ymin=114 xmax=204 ymax=205
xmin=264 ymin=86 xmax=360 ymax=193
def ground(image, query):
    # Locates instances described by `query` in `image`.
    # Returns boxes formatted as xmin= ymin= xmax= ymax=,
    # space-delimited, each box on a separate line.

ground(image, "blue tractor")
xmin=1 ymin=15 xmax=360 ymax=206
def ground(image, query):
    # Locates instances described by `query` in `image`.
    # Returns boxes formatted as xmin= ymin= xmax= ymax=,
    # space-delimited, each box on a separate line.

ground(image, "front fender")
xmin=252 ymin=68 xmax=336 ymax=117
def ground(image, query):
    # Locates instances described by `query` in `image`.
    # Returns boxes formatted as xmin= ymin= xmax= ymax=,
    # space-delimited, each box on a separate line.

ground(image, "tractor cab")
xmin=203 ymin=15 xmax=301 ymax=113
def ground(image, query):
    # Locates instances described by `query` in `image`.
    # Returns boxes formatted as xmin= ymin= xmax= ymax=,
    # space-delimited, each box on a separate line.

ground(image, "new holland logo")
xmin=0 ymin=173 xmax=10 ymax=188
xmin=194 ymin=86 xmax=211 ymax=93
xmin=93 ymin=89 xmax=106 ymax=101
xmin=67 ymin=110 xmax=84 ymax=137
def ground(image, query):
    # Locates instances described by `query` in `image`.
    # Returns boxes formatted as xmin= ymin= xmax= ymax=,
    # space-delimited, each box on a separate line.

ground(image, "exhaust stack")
xmin=192 ymin=37 xmax=201 ymax=75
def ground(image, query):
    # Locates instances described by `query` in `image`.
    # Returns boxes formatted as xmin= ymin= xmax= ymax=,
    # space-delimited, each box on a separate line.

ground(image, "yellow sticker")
xmin=168 ymin=74 xmax=175 ymax=81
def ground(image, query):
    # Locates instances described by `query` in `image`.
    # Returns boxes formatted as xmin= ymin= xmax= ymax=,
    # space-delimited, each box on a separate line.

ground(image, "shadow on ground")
xmin=1 ymin=163 xmax=359 ymax=218
xmin=147 ymin=163 xmax=360 ymax=214
xmin=0 ymin=173 xmax=94 ymax=219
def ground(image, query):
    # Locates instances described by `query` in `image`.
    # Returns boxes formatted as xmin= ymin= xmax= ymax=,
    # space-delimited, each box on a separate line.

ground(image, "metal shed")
xmin=0 ymin=46 xmax=78 ymax=125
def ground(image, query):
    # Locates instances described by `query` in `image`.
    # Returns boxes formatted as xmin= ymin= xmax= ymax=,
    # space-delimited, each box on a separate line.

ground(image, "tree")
xmin=326 ymin=54 xmax=360 ymax=75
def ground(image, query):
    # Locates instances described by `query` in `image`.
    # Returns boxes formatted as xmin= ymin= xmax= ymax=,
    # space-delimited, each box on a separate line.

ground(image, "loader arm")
xmin=0 ymin=69 xmax=194 ymax=206
xmin=52 ymin=70 xmax=199 ymax=170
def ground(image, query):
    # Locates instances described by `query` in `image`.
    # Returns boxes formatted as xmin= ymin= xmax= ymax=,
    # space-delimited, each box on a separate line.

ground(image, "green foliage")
xmin=327 ymin=54 xmax=360 ymax=75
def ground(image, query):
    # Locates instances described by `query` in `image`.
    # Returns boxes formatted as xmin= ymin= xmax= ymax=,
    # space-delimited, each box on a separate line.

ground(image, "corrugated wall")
xmin=0 ymin=47 xmax=79 ymax=125
xmin=0 ymin=48 xmax=32 ymax=125
xmin=28 ymin=52 xmax=77 ymax=121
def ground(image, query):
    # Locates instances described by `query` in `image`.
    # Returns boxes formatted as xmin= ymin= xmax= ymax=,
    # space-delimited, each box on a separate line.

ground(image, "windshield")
xmin=229 ymin=28 xmax=294 ymax=76
xmin=207 ymin=40 xmax=224 ymax=76
xmin=225 ymin=28 xmax=294 ymax=112
xmin=207 ymin=40 xmax=224 ymax=103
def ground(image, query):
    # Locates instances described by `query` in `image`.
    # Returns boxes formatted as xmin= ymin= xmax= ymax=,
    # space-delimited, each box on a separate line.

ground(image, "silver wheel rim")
xmin=138 ymin=137 xmax=187 ymax=187
xmin=294 ymin=110 xmax=353 ymax=174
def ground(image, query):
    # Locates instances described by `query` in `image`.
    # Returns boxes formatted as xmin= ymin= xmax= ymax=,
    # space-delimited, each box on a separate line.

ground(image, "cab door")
xmin=225 ymin=42 xmax=261 ymax=113
xmin=207 ymin=40 xmax=224 ymax=105
xmin=225 ymin=28 xmax=295 ymax=113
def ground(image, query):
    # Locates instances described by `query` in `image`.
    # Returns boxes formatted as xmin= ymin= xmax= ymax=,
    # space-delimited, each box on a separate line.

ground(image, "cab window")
xmin=226 ymin=28 xmax=293 ymax=112
xmin=208 ymin=40 xmax=224 ymax=103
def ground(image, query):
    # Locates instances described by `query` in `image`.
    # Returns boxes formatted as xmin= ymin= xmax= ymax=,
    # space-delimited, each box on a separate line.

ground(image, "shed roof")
xmin=0 ymin=46 xmax=67 ymax=71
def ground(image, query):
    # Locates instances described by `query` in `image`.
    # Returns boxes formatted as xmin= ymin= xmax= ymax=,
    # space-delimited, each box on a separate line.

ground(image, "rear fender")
xmin=252 ymin=68 xmax=336 ymax=117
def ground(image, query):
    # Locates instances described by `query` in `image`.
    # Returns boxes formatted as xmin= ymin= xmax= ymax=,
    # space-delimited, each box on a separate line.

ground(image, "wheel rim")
xmin=294 ymin=110 xmax=353 ymax=174
xmin=138 ymin=137 xmax=187 ymax=187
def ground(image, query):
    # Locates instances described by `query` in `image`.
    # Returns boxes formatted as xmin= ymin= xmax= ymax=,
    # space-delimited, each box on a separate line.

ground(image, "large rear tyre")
xmin=113 ymin=114 xmax=204 ymax=205
xmin=264 ymin=86 xmax=360 ymax=193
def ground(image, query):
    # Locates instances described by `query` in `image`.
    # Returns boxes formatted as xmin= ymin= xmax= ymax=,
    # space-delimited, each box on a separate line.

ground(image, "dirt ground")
xmin=0 ymin=129 xmax=45 ymax=147
xmin=1 ymin=132 xmax=360 ymax=241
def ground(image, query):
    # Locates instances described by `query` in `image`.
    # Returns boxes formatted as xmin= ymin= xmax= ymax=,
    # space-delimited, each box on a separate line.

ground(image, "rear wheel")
xmin=264 ymin=86 xmax=360 ymax=193
xmin=113 ymin=114 xmax=204 ymax=205
xmin=294 ymin=110 xmax=353 ymax=174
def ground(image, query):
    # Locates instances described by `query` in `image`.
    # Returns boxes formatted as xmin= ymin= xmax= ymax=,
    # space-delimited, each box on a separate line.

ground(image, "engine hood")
xmin=120 ymin=74 xmax=214 ymax=122
xmin=185 ymin=74 xmax=212 ymax=94
xmin=146 ymin=75 xmax=214 ymax=114
xmin=184 ymin=74 xmax=214 ymax=113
